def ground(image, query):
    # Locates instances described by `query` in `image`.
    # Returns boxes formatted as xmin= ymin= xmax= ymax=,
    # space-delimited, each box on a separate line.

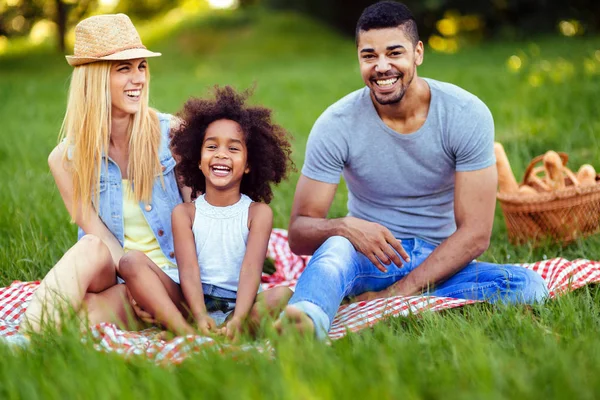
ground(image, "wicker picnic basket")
xmin=497 ymin=152 xmax=600 ymax=245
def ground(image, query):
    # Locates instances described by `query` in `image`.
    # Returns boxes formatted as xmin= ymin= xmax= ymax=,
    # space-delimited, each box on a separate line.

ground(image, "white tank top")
xmin=192 ymin=194 xmax=252 ymax=291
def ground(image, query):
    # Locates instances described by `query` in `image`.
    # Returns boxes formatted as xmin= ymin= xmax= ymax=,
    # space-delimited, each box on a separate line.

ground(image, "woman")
xmin=21 ymin=13 xmax=187 ymax=332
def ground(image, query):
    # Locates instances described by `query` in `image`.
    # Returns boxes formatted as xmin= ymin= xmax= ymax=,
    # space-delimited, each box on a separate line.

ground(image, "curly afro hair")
xmin=170 ymin=86 xmax=294 ymax=204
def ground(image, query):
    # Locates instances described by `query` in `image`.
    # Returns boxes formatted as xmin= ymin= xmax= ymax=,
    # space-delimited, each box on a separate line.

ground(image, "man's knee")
xmin=315 ymin=236 xmax=357 ymax=265
xmin=518 ymin=269 xmax=548 ymax=304
xmin=321 ymin=236 xmax=355 ymax=253
xmin=496 ymin=267 xmax=548 ymax=304
xmin=303 ymin=236 xmax=359 ymax=281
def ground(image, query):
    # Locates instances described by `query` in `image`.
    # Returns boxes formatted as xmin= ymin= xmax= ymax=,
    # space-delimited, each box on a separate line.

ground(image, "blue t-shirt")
xmin=302 ymin=78 xmax=495 ymax=245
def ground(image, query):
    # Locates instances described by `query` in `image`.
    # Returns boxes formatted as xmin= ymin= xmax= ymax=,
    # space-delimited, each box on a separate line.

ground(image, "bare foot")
xmin=273 ymin=306 xmax=315 ymax=337
xmin=154 ymin=330 xmax=171 ymax=341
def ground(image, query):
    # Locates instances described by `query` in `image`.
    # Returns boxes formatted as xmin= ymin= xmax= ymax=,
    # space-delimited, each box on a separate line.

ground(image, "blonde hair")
xmin=59 ymin=61 xmax=162 ymax=221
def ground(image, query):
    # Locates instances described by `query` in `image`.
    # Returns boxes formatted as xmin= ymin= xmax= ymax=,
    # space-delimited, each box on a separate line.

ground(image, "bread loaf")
xmin=494 ymin=142 xmax=519 ymax=194
xmin=577 ymin=164 xmax=597 ymax=186
xmin=543 ymin=151 xmax=565 ymax=190
xmin=518 ymin=185 xmax=539 ymax=196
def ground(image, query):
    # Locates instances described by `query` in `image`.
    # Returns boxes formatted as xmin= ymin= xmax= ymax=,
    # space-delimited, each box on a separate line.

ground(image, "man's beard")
xmin=371 ymin=70 xmax=414 ymax=106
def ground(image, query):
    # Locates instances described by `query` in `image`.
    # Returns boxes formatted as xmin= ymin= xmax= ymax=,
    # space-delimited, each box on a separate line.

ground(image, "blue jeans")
xmin=288 ymin=236 xmax=548 ymax=339
xmin=202 ymin=283 xmax=237 ymax=326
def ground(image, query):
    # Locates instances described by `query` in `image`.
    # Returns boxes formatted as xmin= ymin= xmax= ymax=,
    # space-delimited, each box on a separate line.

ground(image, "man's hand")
xmin=343 ymin=217 xmax=410 ymax=272
xmin=195 ymin=314 xmax=217 ymax=336
xmin=219 ymin=316 xmax=243 ymax=342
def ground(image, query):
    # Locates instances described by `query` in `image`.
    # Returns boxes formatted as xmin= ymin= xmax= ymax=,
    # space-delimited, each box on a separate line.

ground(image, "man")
xmin=275 ymin=1 xmax=547 ymax=339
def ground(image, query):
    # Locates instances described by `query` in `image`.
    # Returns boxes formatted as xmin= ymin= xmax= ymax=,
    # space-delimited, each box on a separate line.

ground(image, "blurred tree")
xmin=112 ymin=0 xmax=180 ymax=20
xmin=0 ymin=0 xmax=44 ymax=38
xmin=0 ymin=0 xmax=186 ymax=53
xmin=261 ymin=0 xmax=600 ymax=39
xmin=239 ymin=0 xmax=260 ymax=8
xmin=0 ymin=0 xmax=96 ymax=52
xmin=55 ymin=0 xmax=96 ymax=52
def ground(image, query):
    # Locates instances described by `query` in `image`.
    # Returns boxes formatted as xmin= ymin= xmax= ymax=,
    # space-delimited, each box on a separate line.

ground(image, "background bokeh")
xmin=0 ymin=0 xmax=599 ymax=55
xmin=1 ymin=1 xmax=600 ymax=398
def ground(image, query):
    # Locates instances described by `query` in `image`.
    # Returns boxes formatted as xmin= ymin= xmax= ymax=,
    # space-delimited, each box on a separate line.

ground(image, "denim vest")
xmin=76 ymin=112 xmax=182 ymax=264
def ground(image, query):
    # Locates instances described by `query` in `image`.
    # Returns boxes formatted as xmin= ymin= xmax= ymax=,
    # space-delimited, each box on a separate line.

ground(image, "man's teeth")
xmin=125 ymin=90 xmax=141 ymax=98
xmin=376 ymin=78 xmax=398 ymax=87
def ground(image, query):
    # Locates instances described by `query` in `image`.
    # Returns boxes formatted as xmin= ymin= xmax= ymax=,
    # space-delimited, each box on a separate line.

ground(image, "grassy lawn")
xmin=1 ymin=9 xmax=600 ymax=399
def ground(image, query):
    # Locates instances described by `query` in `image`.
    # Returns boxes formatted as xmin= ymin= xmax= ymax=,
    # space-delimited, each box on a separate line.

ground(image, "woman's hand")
xmin=126 ymin=287 xmax=157 ymax=324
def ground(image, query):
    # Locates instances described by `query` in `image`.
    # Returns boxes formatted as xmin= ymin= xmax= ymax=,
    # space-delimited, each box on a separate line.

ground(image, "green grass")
xmin=1 ymin=9 xmax=600 ymax=399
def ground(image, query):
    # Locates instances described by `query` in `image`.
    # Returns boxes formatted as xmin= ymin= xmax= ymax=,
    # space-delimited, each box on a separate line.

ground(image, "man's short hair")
xmin=355 ymin=1 xmax=419 ymax=47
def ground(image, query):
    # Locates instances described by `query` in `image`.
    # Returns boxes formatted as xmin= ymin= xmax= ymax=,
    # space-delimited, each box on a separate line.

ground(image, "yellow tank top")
xmin=122 ymin=180 xmax=176 ymax=269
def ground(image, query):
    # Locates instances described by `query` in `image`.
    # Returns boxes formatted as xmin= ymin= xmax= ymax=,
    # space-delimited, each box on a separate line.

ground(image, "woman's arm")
xmin=230 ymin=203 xmax=273 ymax=324
xmin=179 ymin=185 xmax=193 ymax=203
xmin=49 ymin=144 xmax=124 ymax=267
xmin=169 ymin=115 xmax=193 ymax=203
xmin=171 ymin=203 xmax=208 ymax=321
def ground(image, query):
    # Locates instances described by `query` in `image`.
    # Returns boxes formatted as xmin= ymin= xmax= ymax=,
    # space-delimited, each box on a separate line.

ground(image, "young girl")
xmin=120 ymin=86 xmax=294 ymax=340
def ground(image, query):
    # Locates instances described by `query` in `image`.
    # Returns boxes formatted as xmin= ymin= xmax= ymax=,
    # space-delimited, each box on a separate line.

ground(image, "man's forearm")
xmin=390 ymin=228 xmax=490 ymax=296
xmin=288 ymin=215 xmax=349 ymax=255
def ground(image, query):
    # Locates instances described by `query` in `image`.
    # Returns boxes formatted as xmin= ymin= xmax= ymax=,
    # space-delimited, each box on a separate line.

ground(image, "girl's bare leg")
xmin=119 ymin=250 xmax=195 ymax=336
xmin=21 ymin=235 xmax=123 ymax=333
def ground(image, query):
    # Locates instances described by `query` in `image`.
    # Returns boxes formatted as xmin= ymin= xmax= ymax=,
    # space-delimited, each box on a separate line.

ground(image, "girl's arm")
xmin=172 ymin=203 xmax=211 ymax=323
xmin=229 ymin=203 xmax=273 ymax=329
xmin=49 ymin=144 xmax=124 ymax=267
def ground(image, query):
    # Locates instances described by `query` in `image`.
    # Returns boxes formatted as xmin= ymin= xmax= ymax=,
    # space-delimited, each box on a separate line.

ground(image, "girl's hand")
xmin=221 ymin=316 xmax=243 ymax=342
xmin=195 ymin=314 xmax=217 ymax=336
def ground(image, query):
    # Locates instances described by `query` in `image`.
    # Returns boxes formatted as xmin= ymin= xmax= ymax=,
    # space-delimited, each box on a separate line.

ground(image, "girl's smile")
xmin=200 ymin=119 xmax=249 ymax=194
xmin=210 ymin=164 xmax=232 ymax=177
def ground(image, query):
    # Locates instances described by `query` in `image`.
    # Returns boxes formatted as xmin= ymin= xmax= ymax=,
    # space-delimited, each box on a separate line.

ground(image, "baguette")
xmin=543 ymin=151 xmax=565 ymax=190
xmin=518 ymin=185 xmax=539 ymax=196
xmin=494 ymin=142 xmax=519 ymax=193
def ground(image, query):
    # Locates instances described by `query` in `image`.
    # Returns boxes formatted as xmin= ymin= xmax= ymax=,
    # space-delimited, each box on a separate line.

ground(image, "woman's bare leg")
xmin=119 ymin=250 xmax=195 ymax=336
xmin=21 ymin=235 xmax=119 ymax=333
xmin=81 ymin=284 xmax=138 ymax=329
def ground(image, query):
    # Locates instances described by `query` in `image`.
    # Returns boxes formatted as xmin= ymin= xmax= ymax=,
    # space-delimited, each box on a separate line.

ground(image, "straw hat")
xmin=66 ymin=14 xmax=161 ymax=67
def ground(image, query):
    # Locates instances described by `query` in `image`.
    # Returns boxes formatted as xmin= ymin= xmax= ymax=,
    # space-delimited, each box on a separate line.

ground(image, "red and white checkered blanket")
xmin=2 ymin=229 xmax=600 ymax=363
